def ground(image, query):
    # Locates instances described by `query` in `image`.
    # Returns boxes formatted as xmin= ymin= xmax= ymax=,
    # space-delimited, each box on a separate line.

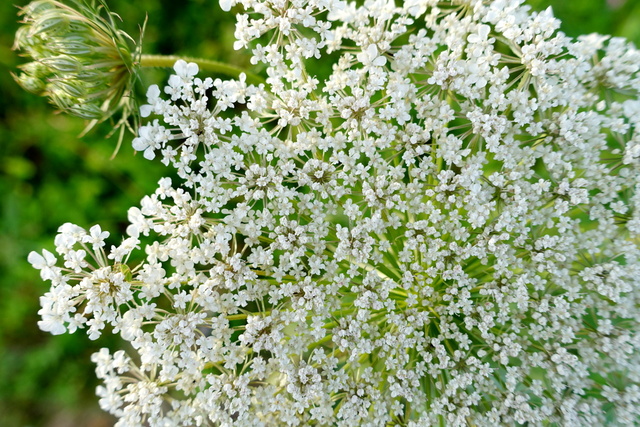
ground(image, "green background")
xmin=1 ymin=0 xmax=639 ymax=425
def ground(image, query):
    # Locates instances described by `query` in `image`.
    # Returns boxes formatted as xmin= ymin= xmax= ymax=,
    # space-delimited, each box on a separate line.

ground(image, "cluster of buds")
xmin=13 ymin=0 xmax=137 ymax=122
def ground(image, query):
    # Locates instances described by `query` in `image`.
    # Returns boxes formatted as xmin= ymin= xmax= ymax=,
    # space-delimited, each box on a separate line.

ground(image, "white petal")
xmin=42 ymin=249 xmax=56 ymax=266
xmin=173 ymin=59 xmax=187 ymax=75
xmin=478 ymin=24 xmax=490 ymax=39
xmin=220 ymin=0 xmax=233 ymax=12
xmin=38 ymin=318 xmax=67 ymax=335
xmin=366 ymin=44 xmax=378 ymax=59
xmin=143 ymin=147 xmax=156 ymax=160
xmin=140 ymin=104 xmax=153 ymax=118
xmin=132 ymin=137 xmax=148 ymax=152
xmin=146 ymin=84 xmax=160 ymax=100
xmin=185 ymin=62 xmax=199 ymax=77
xmin=28 ymin=251 xmax=45 ymax=269
xmin=373 ymin=55 xmax=387 ymax=67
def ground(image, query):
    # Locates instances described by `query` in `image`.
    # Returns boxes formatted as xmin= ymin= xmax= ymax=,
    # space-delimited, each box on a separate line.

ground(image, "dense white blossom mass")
xmin=31 ymin=0 xmax=640 ymax=425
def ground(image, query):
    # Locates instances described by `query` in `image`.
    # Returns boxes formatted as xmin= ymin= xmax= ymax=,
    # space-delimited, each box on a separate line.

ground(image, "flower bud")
xmin=69 ymin=103 xmax=105 ymax=120
xmin=30 ymin=14 xmax=71 ymax=37
xmin=22 ymin=0 xmax=57 ymax=17
xmin=48 ymin=88 xmax=76 ymax=110
xmin=13 ymin=0 xmax=139 ymax=125
xmin=14 ymin=73 xmax=46 ymax=95
xmin=19 ymin=61 xmax=51 ymax=79
xmin=48 ymin=78 xmax=86 ymax=99
xmin=40 ymin=54 xmax=82 ymax=73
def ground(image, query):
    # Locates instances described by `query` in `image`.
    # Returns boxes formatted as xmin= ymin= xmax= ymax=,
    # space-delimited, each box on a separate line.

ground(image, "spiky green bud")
xmin=13 ymin=0 xmax=139 ymax=126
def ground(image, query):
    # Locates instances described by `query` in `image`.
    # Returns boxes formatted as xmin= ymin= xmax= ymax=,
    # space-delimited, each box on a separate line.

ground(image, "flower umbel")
xmin=13 ymin=0 xmax=137 ymax=123
xmin=29 ymin=0 xmax=640 ymax=426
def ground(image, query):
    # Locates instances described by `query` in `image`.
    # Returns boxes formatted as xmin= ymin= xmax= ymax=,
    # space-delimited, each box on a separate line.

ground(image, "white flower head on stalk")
xmin=32 ymin=0 xmax=640 ymax=426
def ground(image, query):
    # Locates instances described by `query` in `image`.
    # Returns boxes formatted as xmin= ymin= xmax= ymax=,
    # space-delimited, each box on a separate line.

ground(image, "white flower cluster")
xmin=31 ymin=0 xmax=640 ymax=425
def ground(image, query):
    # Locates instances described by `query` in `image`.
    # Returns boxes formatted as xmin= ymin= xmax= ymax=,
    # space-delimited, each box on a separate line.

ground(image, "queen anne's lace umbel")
xmin=31 ymin=0 xmax=640 ymax=425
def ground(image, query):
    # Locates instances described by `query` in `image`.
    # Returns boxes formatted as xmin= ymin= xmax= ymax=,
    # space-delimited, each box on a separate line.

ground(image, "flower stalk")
xmin=139 ymin=54 xmax=265 ymax=85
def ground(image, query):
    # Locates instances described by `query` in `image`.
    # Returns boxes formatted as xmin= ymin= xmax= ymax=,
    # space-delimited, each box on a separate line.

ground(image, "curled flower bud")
xmin=13 ymin=0 xmax=138 ymax=126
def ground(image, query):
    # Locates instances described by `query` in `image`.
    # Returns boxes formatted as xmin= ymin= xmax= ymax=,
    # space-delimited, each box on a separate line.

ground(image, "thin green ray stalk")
xmin=139 ymin=54 xmax=265 ymax=85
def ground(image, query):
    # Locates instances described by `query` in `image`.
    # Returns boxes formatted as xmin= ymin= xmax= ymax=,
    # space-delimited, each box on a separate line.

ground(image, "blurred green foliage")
xmin=0 ymin=0 xmax=638 ymax=425
xmin=529 ymin=0 xmax=640 ymax=42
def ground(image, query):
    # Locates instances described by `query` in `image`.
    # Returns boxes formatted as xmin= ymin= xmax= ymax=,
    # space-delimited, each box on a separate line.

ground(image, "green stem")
xmin=139 ymin=54 xmax=265 ymax=85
